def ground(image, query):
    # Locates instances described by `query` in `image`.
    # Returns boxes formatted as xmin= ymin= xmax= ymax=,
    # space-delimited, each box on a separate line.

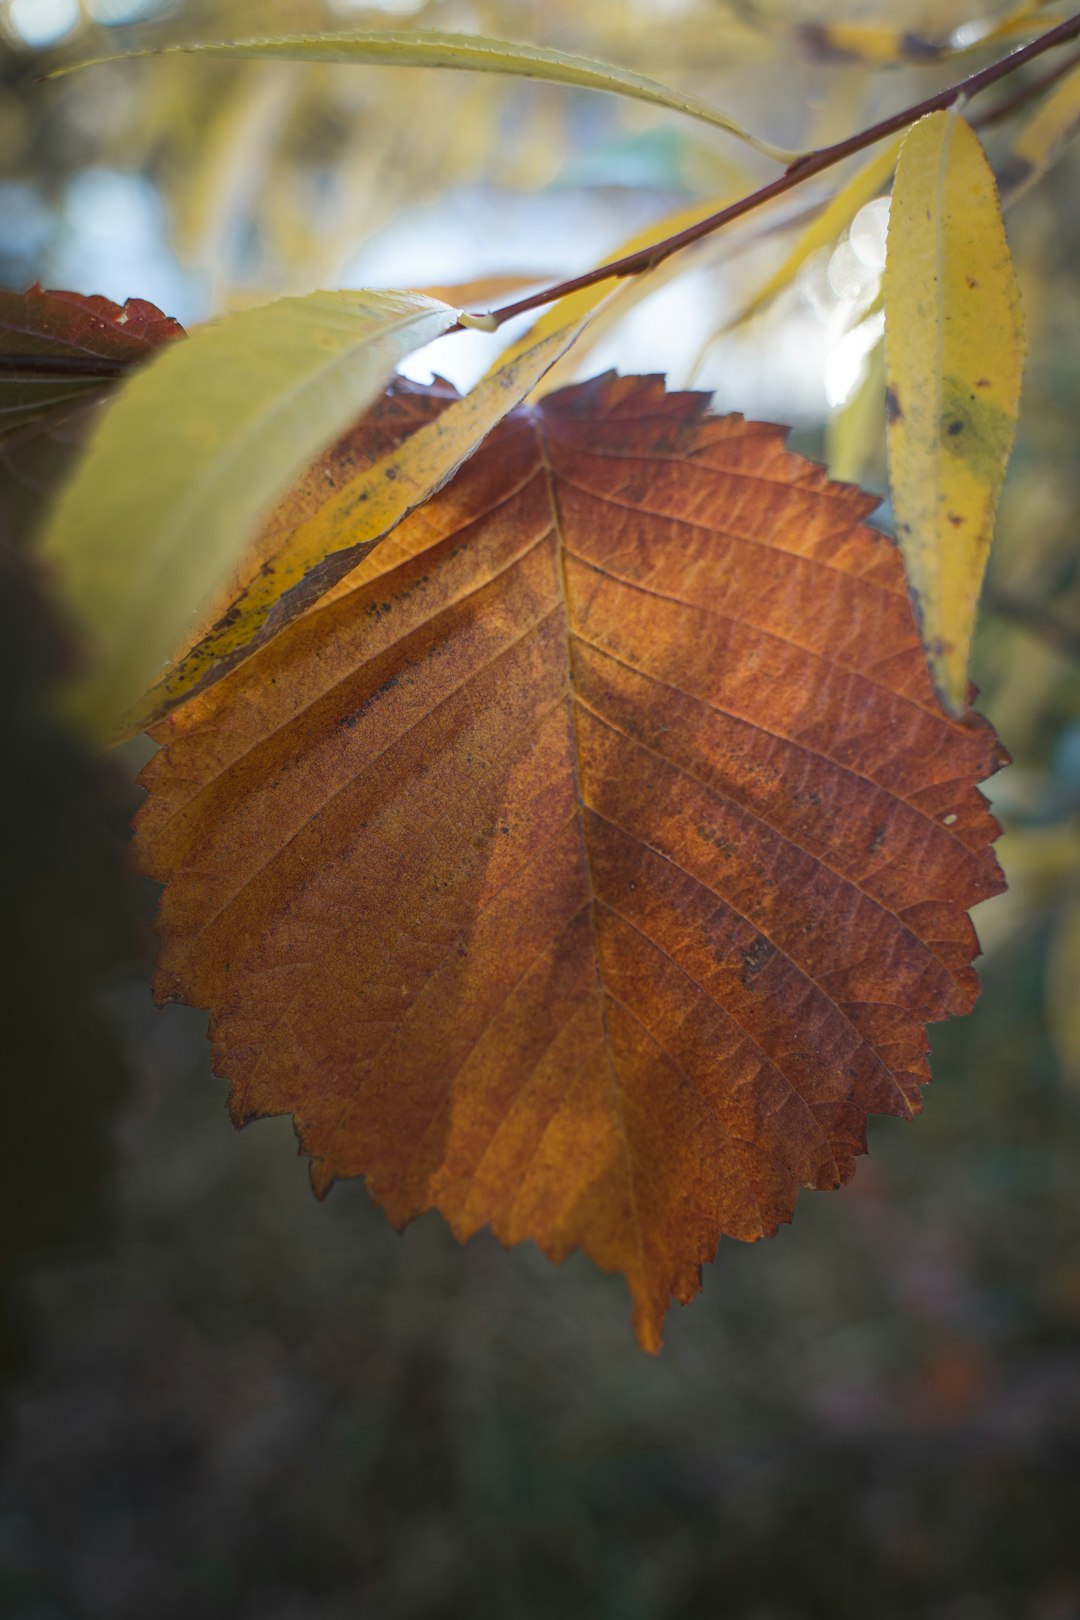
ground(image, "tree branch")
xmin=972 ymin=42 xmax=1080 ymax=131
xmin=470 ymin=9 xmax=1080 ymax=332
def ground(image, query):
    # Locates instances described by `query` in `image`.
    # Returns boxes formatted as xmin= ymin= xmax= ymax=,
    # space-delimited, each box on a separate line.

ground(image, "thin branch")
xmin=469 ymin=9 xmax=1080 ymax=332
xmin=973 ymin=43 xmax=1080 ymax=130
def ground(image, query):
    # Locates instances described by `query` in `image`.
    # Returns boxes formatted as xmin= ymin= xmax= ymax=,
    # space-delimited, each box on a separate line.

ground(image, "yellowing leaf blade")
xmin=123 ymin=316 xmax=593 ymax=739
xmin=884 ymin=111 xmax=1025 ymax=714
xmin=39 ymin=289 xmax=457 ymax=739
xmin=56 ymin=29 xmax=794 ymax=162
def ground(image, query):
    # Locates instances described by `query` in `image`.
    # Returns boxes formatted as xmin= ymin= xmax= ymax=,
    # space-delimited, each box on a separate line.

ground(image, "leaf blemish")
xmin=940 ymin=377 xmax=1016 ymax=477
xmin=340 ymin=672 xmax=399 ymax=727
xmin=695 ymin=823 xmax=736 ymax=858
xmin=740 ymin=937 xmax=775 ymax=988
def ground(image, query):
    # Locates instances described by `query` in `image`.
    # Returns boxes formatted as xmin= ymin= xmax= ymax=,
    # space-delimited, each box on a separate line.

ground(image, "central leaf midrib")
xmin=533 ymin=411 xmax=649 ymax=1287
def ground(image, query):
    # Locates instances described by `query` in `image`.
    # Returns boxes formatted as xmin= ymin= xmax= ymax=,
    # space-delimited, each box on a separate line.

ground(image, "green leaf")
xmin=39 ymin=289 xmax=458 ymax=740
xmin=884 ymin=111 xmax=1025 ymax=716
xmin=52 ymin=29 xmax=795 ymax=163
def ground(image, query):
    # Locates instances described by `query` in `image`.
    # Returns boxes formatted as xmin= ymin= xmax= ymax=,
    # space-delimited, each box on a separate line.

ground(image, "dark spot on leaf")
xmin=940 ymin=376 xmax=1016 ymax=477
xmin=868 ymin=823 xmax=887 ymax=856
xmin=695 ymin=823 xmax=736 ymax=858
xmin=340 ymin=672 xmax=399 ymax=727
xmin=740 ymin=936 xmax=775 ymax=988
xmin=947 ymin=512 xmax=964 ymax=527
xmin=885 ymin=387 xmax=902 ymax=423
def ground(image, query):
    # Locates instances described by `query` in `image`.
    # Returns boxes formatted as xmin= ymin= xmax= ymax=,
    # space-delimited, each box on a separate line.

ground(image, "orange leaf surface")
xmin=134 ymin=375 xmax=1006 ymax=1352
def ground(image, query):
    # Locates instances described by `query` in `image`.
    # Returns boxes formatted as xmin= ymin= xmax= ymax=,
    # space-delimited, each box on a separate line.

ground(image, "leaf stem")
xmin=470 ymin=9 xmax=1080 ymax=331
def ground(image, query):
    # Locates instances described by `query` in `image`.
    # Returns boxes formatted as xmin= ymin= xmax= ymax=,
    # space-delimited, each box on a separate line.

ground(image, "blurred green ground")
xmin=3 ymin=2 xmax=1080 ymax=1615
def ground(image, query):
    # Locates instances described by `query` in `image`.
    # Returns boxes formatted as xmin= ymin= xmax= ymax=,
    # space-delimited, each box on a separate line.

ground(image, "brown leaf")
xmin=133 ymin=375 xmax=1006 ymax=1352
xmin=0 ymin=284 xmax=185 ymax=440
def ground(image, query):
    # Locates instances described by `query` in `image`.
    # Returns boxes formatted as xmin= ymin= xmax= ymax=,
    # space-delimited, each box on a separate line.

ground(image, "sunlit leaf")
xmin=39 ymin=290 xmax=458 ymax=741
xmin=885 ymin=111 xmax=1025 ymax=714
xmin=135 ymin=374 xmax=1004 ymax=1353
xmin=54 ymin=29 xmax=796 ymax=163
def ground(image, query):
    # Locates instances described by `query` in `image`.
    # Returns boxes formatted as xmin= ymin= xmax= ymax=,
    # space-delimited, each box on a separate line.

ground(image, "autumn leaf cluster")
xmin=8 ymin=3 xmax=1077 ymax=1346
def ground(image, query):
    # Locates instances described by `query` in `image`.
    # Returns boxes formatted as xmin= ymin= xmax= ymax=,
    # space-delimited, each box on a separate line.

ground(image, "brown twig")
xmin=973 ymin=42 xmax=1080 ymax=129
xmin=468 ymin=9 xmax=1080 ymax=332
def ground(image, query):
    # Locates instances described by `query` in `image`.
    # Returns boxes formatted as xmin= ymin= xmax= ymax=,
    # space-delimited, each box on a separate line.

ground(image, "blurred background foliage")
xmin=1 ymin=0 xmax=1080 ymax=1616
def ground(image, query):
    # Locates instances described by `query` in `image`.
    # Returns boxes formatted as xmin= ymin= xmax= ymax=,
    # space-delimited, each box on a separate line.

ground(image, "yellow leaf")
xmin=39 ymin=290 xmax=457 ymax=741
xmin=1000 ymin=58 xmax=1080 ymax=201
xmin=54 ymin=29 xmax=795 ymax=163
xmin=884 ymin=110 xmax=1025 ymax=715
xmin=122 ymin=315 xmax=592 ymax=739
